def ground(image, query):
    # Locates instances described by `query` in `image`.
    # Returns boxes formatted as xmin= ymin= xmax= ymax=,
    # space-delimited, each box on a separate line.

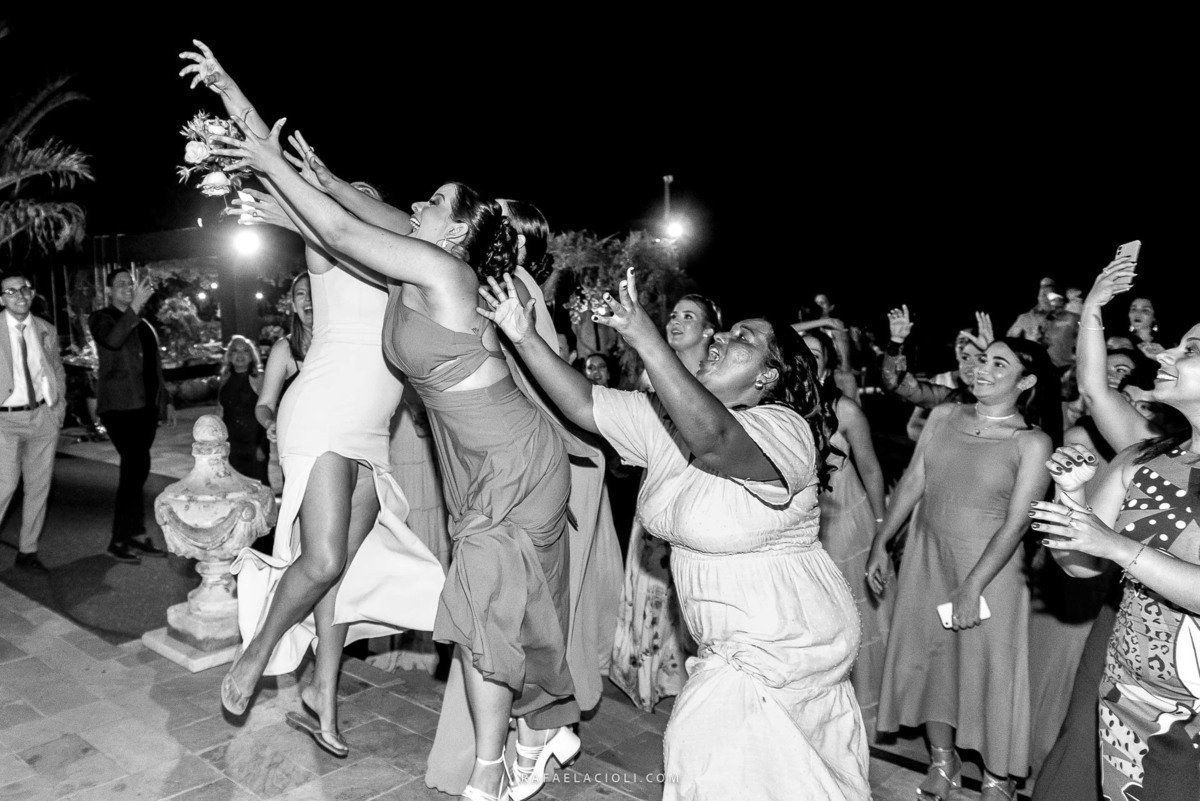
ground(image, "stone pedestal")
xmin=142 ymin=415 xmax=276 ymax=672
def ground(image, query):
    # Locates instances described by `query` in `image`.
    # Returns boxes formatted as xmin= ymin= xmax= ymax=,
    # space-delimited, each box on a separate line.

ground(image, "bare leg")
xmin=303 ymin=463 xmax=379 ymax=738
xmin=462 ymin=645 xmax=514 ymax=795
xmin=226 ymin=452 xmax=358 ymax=706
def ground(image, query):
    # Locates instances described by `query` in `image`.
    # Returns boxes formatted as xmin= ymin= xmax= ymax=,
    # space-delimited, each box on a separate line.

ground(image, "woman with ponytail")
xmin=866 ymin=338 xmax=1057 ymax=801
xmin=480 ymin=270 xmax=870 ymax=800
xmin=803 ymin=329 xmax=891 ymax=735
xmin=214 ymin=100 xmax=581 ymax=795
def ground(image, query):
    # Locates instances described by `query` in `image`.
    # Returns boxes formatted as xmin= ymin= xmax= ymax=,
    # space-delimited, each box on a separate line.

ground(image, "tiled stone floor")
xmin=0 ymin=577 xmax=957 ymax=800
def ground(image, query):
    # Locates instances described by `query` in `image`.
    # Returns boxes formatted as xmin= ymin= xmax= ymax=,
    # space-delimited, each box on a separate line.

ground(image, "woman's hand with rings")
xmin=1030 ymin=500 xmax=1123 ymax=561
xmin=1085 ymin=256 xmax=1137 ymax=309
xmin=591 ymin=267 xmax=657 ymax=350
xmin=179 ymin=40 xmax=232 ymax=93
xmin=1044 ymin=444 xmax=1098 ymax=493
xmin=284 ymin=130 xmax=337 ymax=192
xmin=226 ymin=189 xmax=297 ymax=233
xmin=477 ymin=274 xmax=536 ymax=345
xmin=864 ymin=545 xmax=894 ymax=598
xmin=209 ymin=117 xmax=288 ymax=175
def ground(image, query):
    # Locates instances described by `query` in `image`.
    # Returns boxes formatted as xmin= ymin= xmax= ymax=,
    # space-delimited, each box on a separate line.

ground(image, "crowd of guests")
xmin=2 ymin=45 xmax=1197 ymax=801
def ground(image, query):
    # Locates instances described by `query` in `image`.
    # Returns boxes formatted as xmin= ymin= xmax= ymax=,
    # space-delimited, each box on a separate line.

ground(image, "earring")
xmin=1153 ymin=324 xmax=1159 ymax=333
xmin=754 ymin=379 xmax=764 ymax=390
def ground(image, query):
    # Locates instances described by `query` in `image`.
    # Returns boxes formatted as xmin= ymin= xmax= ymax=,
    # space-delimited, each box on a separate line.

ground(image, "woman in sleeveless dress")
xmin=425 ymin=198 xmax=626 ymax=794
xmin=611 ymin=294 xmax=720 ymax=712
xmin=215 ymin=109 xmax=581 ymax=798
xmin=480 ymin=272 xmax=870 ymax=800
xmin=866 ymin=339 xmax=1058 ymax=801
xmin=182 ymin=44 xmax=445 ymax=760
xmin=803 ymin=330 xmax=891 ymax=735
xmin=218 ymin=334 xmax=269 ymax=485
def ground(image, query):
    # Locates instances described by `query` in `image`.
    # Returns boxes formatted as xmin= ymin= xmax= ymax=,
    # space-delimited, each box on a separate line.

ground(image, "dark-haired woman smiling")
xmin=480 ymin=271 xmax=870 ymax=800
xmin=214 ymin=129 xmax=580 ymax=800
xmin=867 ymin=339 xmax=1058 ymax=801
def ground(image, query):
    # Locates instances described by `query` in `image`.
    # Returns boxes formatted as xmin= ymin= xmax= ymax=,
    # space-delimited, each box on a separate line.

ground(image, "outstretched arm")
xmin=587 ymin=269 xmax=780 ymax=482
xmin=284 ymin=131 xmax=413 ymax=235
xmin=212 ymin=119 xmax=456 ymax=289
xmin=1077 ymin=257 xmax=1155 ymax=449
xmin=478 ymin=275 xmax=599 ymax=434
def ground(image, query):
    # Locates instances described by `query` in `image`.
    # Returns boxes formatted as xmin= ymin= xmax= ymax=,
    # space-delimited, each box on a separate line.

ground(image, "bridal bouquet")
xmin=565 ymin=285 xmax=611 ymax=328
xmin=176 ymin=113 xmax=252 ymax=197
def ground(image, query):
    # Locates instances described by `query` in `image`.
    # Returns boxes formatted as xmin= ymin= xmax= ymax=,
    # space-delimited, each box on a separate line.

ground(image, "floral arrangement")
xmin=176 ymin=113 xmax=252 ymax=197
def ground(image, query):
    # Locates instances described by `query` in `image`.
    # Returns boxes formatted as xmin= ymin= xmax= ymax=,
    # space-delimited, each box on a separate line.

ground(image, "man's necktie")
xmin=16 ymin=323 xmax=38 ymax=405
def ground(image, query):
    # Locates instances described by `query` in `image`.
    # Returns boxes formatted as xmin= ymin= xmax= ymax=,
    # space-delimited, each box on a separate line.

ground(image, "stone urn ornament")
xmin=142 ymin=415 xmax=276 ymax=671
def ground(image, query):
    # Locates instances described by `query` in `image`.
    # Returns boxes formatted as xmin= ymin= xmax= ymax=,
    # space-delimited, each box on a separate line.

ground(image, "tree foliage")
xmin=0 ymin=21 xmax=94 ymax=253
xmin=548 ymin=229 xmax=695 ymax=387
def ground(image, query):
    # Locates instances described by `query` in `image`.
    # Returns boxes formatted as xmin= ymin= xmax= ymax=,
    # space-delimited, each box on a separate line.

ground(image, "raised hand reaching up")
xmin=477 ymin=274 xmax=537 ymax=345
xmin=179 ymin=40 xmax=233 ymax=95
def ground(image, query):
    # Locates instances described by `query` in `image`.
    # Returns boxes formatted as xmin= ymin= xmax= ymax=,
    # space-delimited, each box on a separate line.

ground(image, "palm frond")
xmin=0 ymin=137 xmax=93 ymax=194
xmin=0 ymin=75 xmax=88 ymax=145
xmin=0 ymin=198 xmax=87 ymax=251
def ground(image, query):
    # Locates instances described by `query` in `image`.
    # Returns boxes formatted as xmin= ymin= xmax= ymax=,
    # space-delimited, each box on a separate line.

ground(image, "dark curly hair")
xmin=760 ymin=316 xmax=837 ymax=489
xmin=996 ymin=337 xmax=1063 ymax=447
xmin=446 ymin=182 xmax=518 ymax=282
xmin=499 ymin=198 xmax=555 ymax=285
xmin=798 ymin=328 xmax=847 ymax=490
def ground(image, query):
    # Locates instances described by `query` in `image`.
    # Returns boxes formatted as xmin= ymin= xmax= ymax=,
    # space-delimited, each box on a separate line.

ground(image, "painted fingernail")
xmin=1029 ymin=511 xmax=1036 ymax=517
xmin=1032 ymin=522 xmax=1042 ymax=529
xmin=1030 ymin=502 xmax=1037 ymax=507
xmin=591 ymin=315 xmax=599 ymax=322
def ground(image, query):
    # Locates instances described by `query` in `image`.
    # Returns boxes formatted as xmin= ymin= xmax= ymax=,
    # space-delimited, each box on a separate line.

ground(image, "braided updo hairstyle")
xmin=759 ymin=316 xmax=837 ymax=489
xmin=498 ymin=198 xmax=556 ymax=285
xmin=446 ymin=182 xmax=518 ymax=283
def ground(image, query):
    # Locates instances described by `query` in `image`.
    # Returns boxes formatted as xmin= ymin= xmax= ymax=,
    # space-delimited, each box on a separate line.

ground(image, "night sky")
xmin=5 ymin=12 xmax=1197 ymax=358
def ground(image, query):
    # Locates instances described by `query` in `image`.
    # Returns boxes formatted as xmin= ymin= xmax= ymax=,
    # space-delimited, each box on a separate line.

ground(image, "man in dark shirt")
xmin=87 ymin=269 xmax=174 ymax=563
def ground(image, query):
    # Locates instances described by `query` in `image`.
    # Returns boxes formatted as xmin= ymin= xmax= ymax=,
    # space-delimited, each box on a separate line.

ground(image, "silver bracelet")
xmin=1078 ymin=321 xmax=1104 ymax=332
xmin=1122 ymin=542 xmax=1147 ymax=583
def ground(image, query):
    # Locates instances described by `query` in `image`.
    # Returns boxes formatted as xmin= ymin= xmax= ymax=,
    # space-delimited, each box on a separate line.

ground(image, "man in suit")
xmin=0 ymin=270 xmax=67 ymax=573
xmin=88 ymin=268 xmax=173 ymax=564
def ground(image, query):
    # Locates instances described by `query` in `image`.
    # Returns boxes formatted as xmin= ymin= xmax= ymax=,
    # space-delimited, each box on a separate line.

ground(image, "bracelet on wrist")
xmin=1078 ymin=321 xmax=1104 ymax=331
xmin=1122 ymin=542 xmax=1147 ymax=583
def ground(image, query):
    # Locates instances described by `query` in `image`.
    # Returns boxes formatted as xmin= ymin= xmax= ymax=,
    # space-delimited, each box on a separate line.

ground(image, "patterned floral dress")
xmin=1100 ymin=447 xmax=1200 ymax=801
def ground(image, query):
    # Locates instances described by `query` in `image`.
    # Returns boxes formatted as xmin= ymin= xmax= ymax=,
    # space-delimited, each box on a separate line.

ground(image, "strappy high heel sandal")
xmin=981 ymin=772 xmax=1017 ymax=801
xmin=509 ymin=726 xmax=581 ymax=801
xmin=917 ymin=745 xmax=961 ymax=801
xmin=462 ymin=754 xmax=510 ymax=801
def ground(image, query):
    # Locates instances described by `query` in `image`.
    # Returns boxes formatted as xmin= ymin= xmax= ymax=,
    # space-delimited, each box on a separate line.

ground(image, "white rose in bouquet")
xmin=199 ymin=171 xmax=232 ymax=197
xmin=184 ymin=140 xmax=210 ymax=164
xmin=204 ymin=119 xmax=230 ymax=136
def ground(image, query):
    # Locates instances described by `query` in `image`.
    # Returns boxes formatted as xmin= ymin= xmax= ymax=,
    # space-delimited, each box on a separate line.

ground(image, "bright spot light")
xmin=666 ymin=220 xmax=685 ymax=239
xmin=254 ymin=292 xmax=264 ymax=300
xmin=197 ymin=218 xmax=204 ymax=228
xmin=210 ymin=282 xmax=219 ymax=290
xmin=197 ymin=292 xmax=207 ymax=301
xmin=233 ymin=229 xmax=261 ymax=255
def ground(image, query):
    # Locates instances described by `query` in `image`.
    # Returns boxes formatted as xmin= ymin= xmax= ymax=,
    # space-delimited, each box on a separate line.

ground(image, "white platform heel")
xmin=509 ymin=726 xmax=581 ymax=801
xmin=462 ymin=753 xmax=510 ymax=801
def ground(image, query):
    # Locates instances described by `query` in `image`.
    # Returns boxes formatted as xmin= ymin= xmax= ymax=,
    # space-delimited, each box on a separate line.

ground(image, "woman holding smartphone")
xmin=866 ymin=339 xmax=1058 ymax=801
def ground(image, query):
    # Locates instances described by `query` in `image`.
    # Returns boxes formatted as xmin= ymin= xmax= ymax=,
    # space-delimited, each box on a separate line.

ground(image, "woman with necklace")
xmin=866 ymin=338 xmax=1059 ymax=801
